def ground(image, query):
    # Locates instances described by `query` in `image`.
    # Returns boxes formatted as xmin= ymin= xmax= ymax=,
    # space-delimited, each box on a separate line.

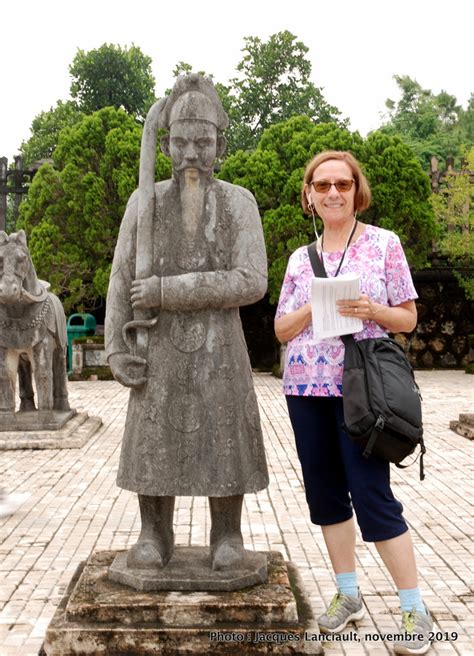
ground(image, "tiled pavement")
xmin=0 ymin=370 xmax=472 ymax=655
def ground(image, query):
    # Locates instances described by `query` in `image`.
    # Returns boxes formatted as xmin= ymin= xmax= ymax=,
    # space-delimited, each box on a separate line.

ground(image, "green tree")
xmin=381 ymin=75 xmax=473 ymax=168
xmin=225 ymin=31 xmax=343 ymax=153
xmin=219 ymin=118 xmax=363 ymax=302
xmin=361 ymin=131 xmax=438 ymax=268
xmin=431 ymin=146 xmax=474 ymax=298
xmin=17 ymin=107 xmax=171 ymax=312
xmin=170 ymin=33 xmax=343 ymax=155
xmin=456 ymin=93 xmax=474 ymax=151
xmin=220 ymin=119 xmax=437 ymax=303
xmin=20 ymin=100 xmax=84 ymax=166
xmin=69 ymin=43 xmax=156 ymax=120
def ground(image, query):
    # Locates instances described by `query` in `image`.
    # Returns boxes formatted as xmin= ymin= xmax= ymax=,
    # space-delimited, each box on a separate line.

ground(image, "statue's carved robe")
xmin=105 ymin=178 xmax=269 ymax=496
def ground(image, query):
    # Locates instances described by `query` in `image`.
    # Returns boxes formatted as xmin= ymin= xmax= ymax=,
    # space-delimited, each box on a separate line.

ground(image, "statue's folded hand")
xmin=130 ymin=276 xmax=161 ymax=309
xmin=109 ymin=352 xmax=147 ymax=388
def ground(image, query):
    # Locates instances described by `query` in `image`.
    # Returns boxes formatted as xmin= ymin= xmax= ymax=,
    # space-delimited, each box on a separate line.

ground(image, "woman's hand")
xmin=336 ymin=294 xmax=379 ymax=321
xmin=337 ymin=295 xmax=417 ymax=333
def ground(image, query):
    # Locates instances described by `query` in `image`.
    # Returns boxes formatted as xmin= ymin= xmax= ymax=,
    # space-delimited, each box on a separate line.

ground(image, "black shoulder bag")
xmin=307 ymin=242 xmax=426 ymax=480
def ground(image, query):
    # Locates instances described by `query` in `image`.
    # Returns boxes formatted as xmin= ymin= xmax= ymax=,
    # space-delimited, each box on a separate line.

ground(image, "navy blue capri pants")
xmin=286 ymin=395 xmax=408 ymax=542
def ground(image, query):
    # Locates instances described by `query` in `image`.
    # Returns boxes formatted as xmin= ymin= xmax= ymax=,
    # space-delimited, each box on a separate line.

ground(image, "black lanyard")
xmin=319 ymin=220 xmax=358 ymax=278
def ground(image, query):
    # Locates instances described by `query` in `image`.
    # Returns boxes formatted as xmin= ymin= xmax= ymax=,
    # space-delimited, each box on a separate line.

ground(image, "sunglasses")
xmin=310 ymin=179 xmax=355 ymax=193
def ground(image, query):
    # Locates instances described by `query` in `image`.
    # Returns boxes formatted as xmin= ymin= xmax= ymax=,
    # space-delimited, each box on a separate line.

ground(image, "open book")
xmin=311 ymin=273 xmax=363 ymax=340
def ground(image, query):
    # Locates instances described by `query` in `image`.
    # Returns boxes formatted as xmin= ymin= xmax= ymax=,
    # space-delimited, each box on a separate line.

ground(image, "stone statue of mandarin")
xmin=105 ymin=74 xmax=269 ymax=573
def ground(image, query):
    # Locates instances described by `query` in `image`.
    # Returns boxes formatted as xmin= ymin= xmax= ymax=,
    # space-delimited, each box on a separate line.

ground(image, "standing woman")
xmin=275 ymin=151 xmax=433 ymax=655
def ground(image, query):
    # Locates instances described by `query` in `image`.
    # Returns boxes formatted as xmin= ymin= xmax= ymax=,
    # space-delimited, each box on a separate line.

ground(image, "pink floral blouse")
xmin=275 ymin=225 xmax=418 ymax=397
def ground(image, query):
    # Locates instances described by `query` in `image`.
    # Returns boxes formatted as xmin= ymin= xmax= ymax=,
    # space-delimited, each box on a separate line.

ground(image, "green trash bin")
xmin=66 ymin=313 xmax=97 ymax=372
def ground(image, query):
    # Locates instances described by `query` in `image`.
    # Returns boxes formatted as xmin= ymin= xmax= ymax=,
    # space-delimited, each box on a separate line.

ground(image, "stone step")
xmin=0 ymin=413 xmax=102 ymax=449
xmin=459 ymin=413 xmax=474 ymax=427
xmin=44 ymin=550 xmax=323 ymax=655
xmin=449 ymin=419 xmax=474 ymax=440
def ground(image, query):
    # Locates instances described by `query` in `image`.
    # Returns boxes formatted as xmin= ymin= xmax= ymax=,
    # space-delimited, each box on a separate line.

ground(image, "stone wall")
xmin=396 ymin=270 xmax=473 ymax=369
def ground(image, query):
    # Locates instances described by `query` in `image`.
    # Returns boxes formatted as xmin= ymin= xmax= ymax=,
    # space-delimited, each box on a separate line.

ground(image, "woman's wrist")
xmin=368 ymin=299 xmax=381 ymax=319
xmin=367 ymin=300 xmax=417 ymax=333
xmin=275 ymin=303 xmax=312 ymax=343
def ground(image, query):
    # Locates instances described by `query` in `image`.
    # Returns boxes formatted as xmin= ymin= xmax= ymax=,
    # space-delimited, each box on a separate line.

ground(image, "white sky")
xmin=1 ymin=0 xmax=472 ymax=161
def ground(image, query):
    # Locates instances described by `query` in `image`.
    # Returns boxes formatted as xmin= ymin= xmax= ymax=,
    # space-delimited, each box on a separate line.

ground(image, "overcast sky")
xmin=1 ymin=0 xmax=472 ymax=161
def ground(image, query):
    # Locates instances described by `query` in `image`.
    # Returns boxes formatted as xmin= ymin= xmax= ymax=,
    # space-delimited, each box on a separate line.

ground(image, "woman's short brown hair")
xmin=301 ymin=150 xmax=372 ymax=215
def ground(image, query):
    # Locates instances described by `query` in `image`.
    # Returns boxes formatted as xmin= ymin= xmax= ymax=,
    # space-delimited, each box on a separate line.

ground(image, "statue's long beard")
xmin=180 ymin=168 xmax=206 ymax=242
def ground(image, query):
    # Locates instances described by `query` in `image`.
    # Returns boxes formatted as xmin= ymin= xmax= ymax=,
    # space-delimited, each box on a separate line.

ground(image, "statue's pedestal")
xmin=0 ymin=408 xmax=76 ymax=431
xmin=43 ymin=550 xmax=323 ymax=655
xmin=0 ymin=412 xmax=102 ymax=449
xmin=109 ymin=545 xmax=268 ymax=591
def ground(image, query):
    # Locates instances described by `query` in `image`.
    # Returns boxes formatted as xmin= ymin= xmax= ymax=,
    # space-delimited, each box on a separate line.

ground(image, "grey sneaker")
xmin=318 ymin=591 xmax=364 ymax=633
xmin=392 ymin=608 xmax=433 ymax=654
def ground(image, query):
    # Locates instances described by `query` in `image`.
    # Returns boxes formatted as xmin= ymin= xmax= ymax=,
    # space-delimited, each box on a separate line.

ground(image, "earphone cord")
xmin=310 ymin=205 xmax=320 ymax=243
xmin=319 ymin=217 xmax=358 ymax=278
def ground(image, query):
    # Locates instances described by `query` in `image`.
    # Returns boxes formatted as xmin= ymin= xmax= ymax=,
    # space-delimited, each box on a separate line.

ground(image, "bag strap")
xmin=307 ymin=242 xmax=354 ymax=348
xmin=395 ymin=437 xmax=426 ymax=480
xmin=362 ymin=416 xmax=385 ymax=459
xmin=307 ymin=241 xmax=326 ymax=278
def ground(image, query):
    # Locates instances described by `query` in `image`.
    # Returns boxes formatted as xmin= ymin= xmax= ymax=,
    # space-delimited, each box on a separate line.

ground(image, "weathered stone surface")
xmin=0 ymin=230 xmax=72 ymax=418
xmin=421 ymin=351 xmax=434 ymax=367
xmin=410 ymin=337 xmax=426 ymax=352
xmin=451 ymin=335 xmax=467 ymax=356
xmin=429 ymin=337 xmax=445 ymax=353
xmin=105 ymin=75 xmax=268 ymax=499
xmin=440 ymin=320 xmax=455 ymax=335
xmin=43 ymin=551 xmax=323 ymax=655
xmin=84 ymin=345 xmax=107 ymax=367
xmin=450 ymin=414 xmax=474 ymax=440
xmin=440 ymin=353 xmax=457 ymax=366
xmin=108 ymin=546 xmax=268 ymax=592
xmin=72 ymin=342 xmax=108 ymax=374
xmin=459 ymin=413 xmax=474 ymax=426
xmin=409 ymin=276 xmax=473 ymax=369
xmin=0 ymin=409 xmax=76 ymax=432
xmin=71 ymin=550 xmax=292 ymax=621
xmin=103 ymin=74 xmax=269 ymax=579
xmin=0 ymin=412 xmax=102 ymax=449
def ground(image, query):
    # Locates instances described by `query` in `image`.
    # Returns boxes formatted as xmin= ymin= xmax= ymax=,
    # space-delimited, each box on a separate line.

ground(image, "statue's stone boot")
xmin=53 ymin=397 xmax=71 ymax=412
xmin=209 ymin=494 xmax=247 ymax=570
xmin=127 ymin=495 xmax=175 ymax=570
xmin=211 ymin=535 xmax=247 ymax=570
xmin=127 ymin=540 xmax=166 ymax=569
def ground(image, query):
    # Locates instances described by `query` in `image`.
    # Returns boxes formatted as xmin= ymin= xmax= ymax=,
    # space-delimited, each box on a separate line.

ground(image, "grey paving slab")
xmin=0 ymin=371 xmax=472 ymax=655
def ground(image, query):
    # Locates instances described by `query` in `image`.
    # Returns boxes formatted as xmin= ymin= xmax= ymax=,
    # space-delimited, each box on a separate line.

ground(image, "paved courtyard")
xmin=0 ymin=370 xmax=472 ymax=655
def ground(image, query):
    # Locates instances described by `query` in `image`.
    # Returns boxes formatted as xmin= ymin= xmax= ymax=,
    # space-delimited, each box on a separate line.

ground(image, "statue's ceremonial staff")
xmin=122 ymin=98 xmax=166 ymax=360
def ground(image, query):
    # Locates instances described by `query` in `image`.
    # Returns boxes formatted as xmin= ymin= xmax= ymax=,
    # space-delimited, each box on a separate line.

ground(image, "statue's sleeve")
xmin=162 ymin=188 xmax=267 ymax=311
xmin=105 ymin=194 xmax=137 ymax=359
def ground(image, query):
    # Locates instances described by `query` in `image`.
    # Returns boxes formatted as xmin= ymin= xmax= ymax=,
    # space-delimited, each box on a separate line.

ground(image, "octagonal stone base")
xmin=109 ymin=546 xmax=267 ymax=592
xmin=0 ymin=408 xmax=76 ymax=431
xmin=0 ymin=412 xmax=102 ymax=449
xmin=43 ymin=549 xmax=323 ymax=655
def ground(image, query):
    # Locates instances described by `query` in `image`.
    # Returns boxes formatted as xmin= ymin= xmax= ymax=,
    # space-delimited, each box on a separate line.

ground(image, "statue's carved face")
xmin=0 ymin=240 xmax=29 ymax=304
xmin=168 ymin=120 xmax=218 ymax=173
